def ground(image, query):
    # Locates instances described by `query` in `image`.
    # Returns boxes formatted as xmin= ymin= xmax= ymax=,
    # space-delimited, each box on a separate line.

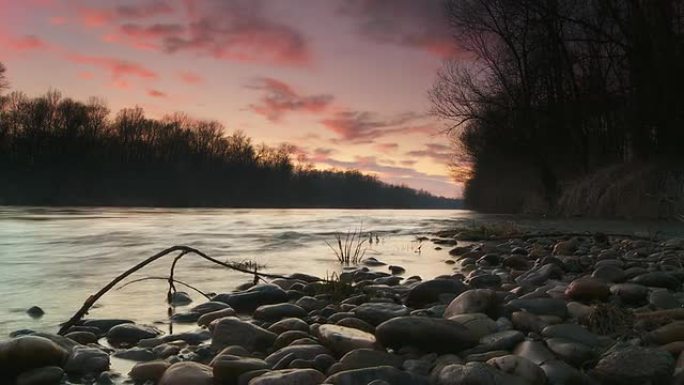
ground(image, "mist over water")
xmin=1 ymin=207 xmax=682 ymax=336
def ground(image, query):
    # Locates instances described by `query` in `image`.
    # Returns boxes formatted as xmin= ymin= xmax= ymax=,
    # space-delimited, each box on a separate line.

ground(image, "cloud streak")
xmin=406 ymin=143 xmax=453 ymax=164
xmin=248 ymin=77 xmax=334 ymax=121
xmin=321 ymin=111 xmax=434 ymax=142
xmin=315 ymin=154 xmax=457 ymax=197
xmin=66 ymin=54 xmax=158 ymax=82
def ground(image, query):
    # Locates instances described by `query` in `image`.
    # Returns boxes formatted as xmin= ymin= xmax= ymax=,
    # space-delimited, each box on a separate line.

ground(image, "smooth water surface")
xmin=1 ymin=207 xmax=683 ymax=336
xmin=0 ymin=208 xmax=475 ymax=335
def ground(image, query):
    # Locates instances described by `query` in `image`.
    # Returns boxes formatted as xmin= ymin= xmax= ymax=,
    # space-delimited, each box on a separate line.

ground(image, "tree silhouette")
xmin=0 ymin=63 xmax=8 ymax=93
xmin=432 ymin=0 xmax=684 ymax=213
xmin=0 ymin=78 xmax=457 ymax=208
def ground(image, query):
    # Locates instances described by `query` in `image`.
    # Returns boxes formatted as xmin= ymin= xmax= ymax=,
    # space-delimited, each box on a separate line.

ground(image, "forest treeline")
xmin=432 ymin=0 xmax=684 ymax=217
xmin=0 ymin=68 xmax=456 ymax=208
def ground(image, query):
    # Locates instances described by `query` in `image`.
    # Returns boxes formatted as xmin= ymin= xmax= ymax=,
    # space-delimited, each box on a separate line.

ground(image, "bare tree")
xmin=0 ymin=62 xmax=8 ymax=93
xmin=432 ymin=0 xmax=684 ymax=213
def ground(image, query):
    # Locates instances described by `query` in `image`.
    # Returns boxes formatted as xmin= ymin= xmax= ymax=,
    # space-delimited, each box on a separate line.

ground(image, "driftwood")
xmin=58 ymin=245 xmax=290 ymax=335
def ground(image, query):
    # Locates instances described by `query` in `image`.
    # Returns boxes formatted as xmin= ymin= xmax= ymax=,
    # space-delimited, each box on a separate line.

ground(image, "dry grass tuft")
xmin=326 ymin=227 xmax=368 ymax=264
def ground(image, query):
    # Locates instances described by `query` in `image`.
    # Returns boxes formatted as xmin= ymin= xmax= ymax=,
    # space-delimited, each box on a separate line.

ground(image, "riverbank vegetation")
xmin=432 ymin=0 xmax=684 ymax=218
xmin=0 ymin=81 xmax=457 ymax=208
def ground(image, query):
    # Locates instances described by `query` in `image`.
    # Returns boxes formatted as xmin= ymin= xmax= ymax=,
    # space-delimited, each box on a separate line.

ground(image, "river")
xmin=1 ymin=207 xmax=682 ymax=337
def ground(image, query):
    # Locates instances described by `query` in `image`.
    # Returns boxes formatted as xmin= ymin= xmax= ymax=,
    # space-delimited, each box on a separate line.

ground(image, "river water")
xmin=1 ymin=207 xmax=683 ymax=337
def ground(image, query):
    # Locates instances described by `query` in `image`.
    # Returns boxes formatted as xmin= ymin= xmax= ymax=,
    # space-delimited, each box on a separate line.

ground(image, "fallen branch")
xmin=116 ymin=276 xmax=212 ymax=300
xmin=58 ymin=245 xmax=290 ymax=335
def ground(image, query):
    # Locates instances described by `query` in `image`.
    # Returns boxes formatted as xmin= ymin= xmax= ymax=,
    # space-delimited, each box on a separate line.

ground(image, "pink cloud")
xmin=406 ymin=143 xmax=453 ymax=164
xmin=66 ymin=54 xmax=158 ymax=82
xmin=375 ymin=143 xmax=399 ymax=153
xmin=147 ymin=89 xmax=167 ymax=98
xmin=248 ymin=77 xmax=333 ymax=121
xmin=321 ymin=111 xmax=433 ymax=142
xmin=4 ymin=35 xmax=49 ymax=51
xmin=78 ymin=71 xmax=94 ymax=80
xmin=79 ymin=8 xmax=112 ymax=27
xmin=178 ymin=71 xmax=203 ymax=84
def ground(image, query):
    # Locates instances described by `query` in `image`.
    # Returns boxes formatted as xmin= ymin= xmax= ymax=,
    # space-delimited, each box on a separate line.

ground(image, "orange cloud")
xmin=375 ymin=143 xmax=399 ymax=153
xmin=315 ymin=154 xmax=457 ymax=197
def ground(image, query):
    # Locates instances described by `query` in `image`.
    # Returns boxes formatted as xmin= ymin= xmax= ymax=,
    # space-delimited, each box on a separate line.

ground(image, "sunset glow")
xmin=0 ymin=0 xmax=463 ymax=197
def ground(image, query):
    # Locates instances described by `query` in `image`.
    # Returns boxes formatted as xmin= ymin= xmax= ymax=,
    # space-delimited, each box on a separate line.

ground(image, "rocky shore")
xmin=3 ymin=230 xmax=684 ymax=385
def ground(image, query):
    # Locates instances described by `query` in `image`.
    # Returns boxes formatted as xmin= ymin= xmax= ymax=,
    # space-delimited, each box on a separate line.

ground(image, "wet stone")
xmin=591 ymin=345 xmax=674 ymax=385
xmin=352 ymin=302 xmax=410 ymax=325
xmin=375 ymin=316 xmax=477 ymax=354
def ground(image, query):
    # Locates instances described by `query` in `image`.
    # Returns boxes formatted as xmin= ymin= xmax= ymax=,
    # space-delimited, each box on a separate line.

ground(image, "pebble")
xmin=130 ymin=360 xmax=171 ymax=383
xmin=591 ymin=345 xmax=674 ymax=385
xmin=158 ymin=362 xmax=213 ymax=385
xmin=25 ymin=306 xmax=45 ymax=319
xmin=316 ymin=324 xmax=378 ymax=355
xmin=564 ymin=277 xmax=610 ymax=302
xmin=405 ymin=279 xmax=466 ymax=308
xmin=106 ymin=323 xmax=162 ymax=347
xmin=443 ymin=289 xmax=500 ymax=318
xmin=211 ymin=355 xmax=269 ymax=384
xmin=375 ymin=316 xmax=477 ymax=353
xmin=253 ymin=303 xmax=307 ymax=321
xmin=352 ymin=302 xmax=410 ymax=325
xmin=325 ymin=365 xmax=428 ymax=385
xmin=248 ymin=368 xmax=325 ymax=385
xmin=64 ymin=346 xmax=110 ymax=374
xmin=0 ymin=336 xmax=68 ymax=375
xmin=16 ymin=366 xmax=64 ymax=385
xmin=210 ymin=317 xmax=277 ymax=352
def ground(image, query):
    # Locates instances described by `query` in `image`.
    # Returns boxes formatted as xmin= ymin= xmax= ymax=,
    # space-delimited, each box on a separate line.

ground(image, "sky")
xmin=0 ymin=0 xmax=464 ymax=198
